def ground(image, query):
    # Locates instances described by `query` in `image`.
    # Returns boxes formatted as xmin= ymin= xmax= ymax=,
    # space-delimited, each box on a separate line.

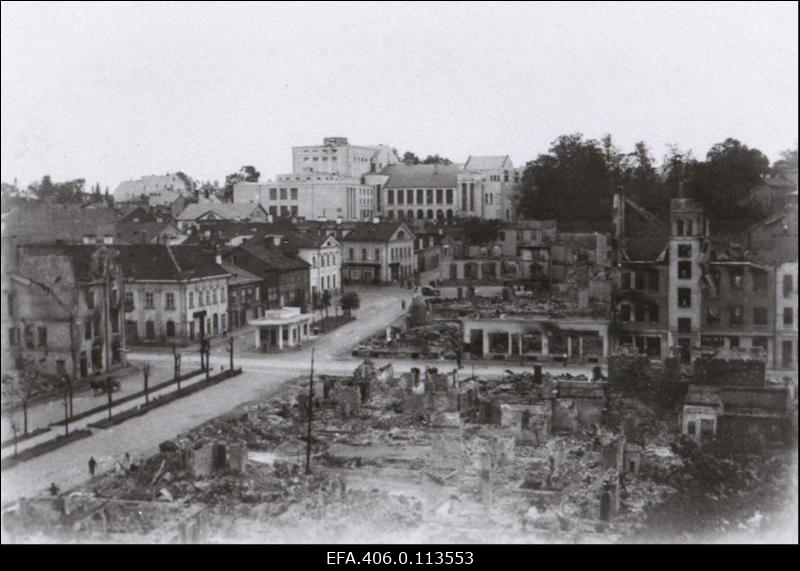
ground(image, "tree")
xmin=29 ymin=176 xmax=86 ymax=204
xmin=421 ymin=154 xmax=452 ymax=165
xmin=402 ymin=151 xmax=421 ymax=165
xmin=686 ymin=138 xmax=770 ymax=222
xmin=462 ymin=218 xmax=502 ymax=245
xmin=623 ymin=141 xmax=668 ymax=217
xmin=516 ymin=133 xmax=613 ymax=228
xmin=339 ymin=291 xmax=361 ymax=317
xmin=772 ymin=148 xmax=798 ymax=174
xmin=320 ymin=290 xmax=332 ymax=320
xmin=223 ymin=166 xmax=260 ymax=201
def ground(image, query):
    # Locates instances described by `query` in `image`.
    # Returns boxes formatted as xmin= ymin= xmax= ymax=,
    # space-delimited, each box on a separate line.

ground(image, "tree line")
xmin=516 ymin=134 xmax=796 ymax=229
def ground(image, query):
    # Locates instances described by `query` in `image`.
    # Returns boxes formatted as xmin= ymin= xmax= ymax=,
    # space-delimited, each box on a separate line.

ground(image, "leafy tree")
xmin=623 ymin=141 xmax=668 ymax=217
xmin=772 ymin=148 xmax=798 ymax=174
xmin=223 ymin=166 xmax=260 ymax=201
xmin=462 ymin=218 xmax=503 ymax=245
xmin=402 ymin=151 xmax=421 ymax=165
xmin=421 ymin=154 xmax=452 ymax=165
xmin=339 ymin=291 xmax=361 ymax=317
xmin=28 ymin=176 xmax=86 ymax=204
xmin=516 ymin=133 xmax=613 ymax=228
xmin=686 ymin=138 xmax=770 ymax=222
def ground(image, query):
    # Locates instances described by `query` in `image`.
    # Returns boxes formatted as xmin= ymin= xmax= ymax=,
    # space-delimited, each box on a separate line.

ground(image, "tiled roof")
xmin=113 ymin=244 xmax=229 ymax=281
xmin=382 ymin=164 xmax=461 ymax=189
xmin=2 ymin=204 xmax=117 ymax=244
xmin=341 ymin=221 xmax=414 ymax=243
xmin=236 ymin=242 xmax=311 ymax=271
xmin=219 ymin=262 xmax=262 ymax=286
xmin=463 ymin=155 xmax=510 ymax=171
xmin=177 ymin=202 xmax=267 ymax=221
xmin=114 ymin=221 xmax=183 ymax=244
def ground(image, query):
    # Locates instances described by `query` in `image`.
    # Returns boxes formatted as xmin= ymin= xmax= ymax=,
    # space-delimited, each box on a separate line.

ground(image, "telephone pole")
xmin=305 ymin=348 xmax=315 ymax=475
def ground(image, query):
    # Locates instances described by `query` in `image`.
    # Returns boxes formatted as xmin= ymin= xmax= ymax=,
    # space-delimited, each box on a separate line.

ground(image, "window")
xmin=446 ymin=188 xmax=453 ymax=204
xmin=188 ymin=291 xmax=194 ymax=308
xmin=621 ymin=272 xmax=632 ymax=290
xmin=166 ymin=320 xmax=175 ymax=337
xmin=678 ymin=287 xmax=692 ymax=308
xmin=752 ymin=337 xmax=769 ymax=355
xmin=375 ymin=248 xmax=380 ymax=261
xmin=648 ymin=270 xmax=660 ymax=291
xmin=269 ymin=188 xmax=277 ymax=200
xmin=280 ymin=206 xmax=289 ymax=217
xmin=753 ymin=270 xmax=768 ymax=293
xmin=86 ymin=291 xmax=95 ymax=309
xmin=634 ymin=305 xmax=645 ymax=322
xmin=436 ymin=189 xmax=443 ymax=204
xmin=784 ymin=307 xmax=794 ymax=327
xmin=290 ymin=188 xmax=298 ymax=200
xmin=205 ymin=291 xmax=211 ymax=305
xmin=650 ymin=305 xmax=660 ymax=323
xmin=349 ymin=248 xmax=354 ymax=260
xmin=291 ymin=206 xmax=298 ymax=217
xmin=84 ymin=319 xmax=92 ymax=340
xmin=37 ymin=326 xmax=47 ymax=347
xmin=279 ymin=188 xmax=287 ymax=200
xmin=729 ymin=336 xmax=740 ymax=348
xmin=678 ymin=261 xmax=692 ymax=280
xmin=783 ymin=274 xmax=794 ymax=298
xmin=125 ymin=291 xmax=134 ymax=307
xmin=676 ymin=220 xmax=684 ymax=236
xmin=753 ymin=307 xmax=768 ymax=326
xmin=678 ymin=318 xmax=692 ymax=334
xmin=426 ymin=189 xmax=433 ymax=204
xmin=387 ymin=190 xmax=394 ymax=205
xmin=199 ymin=290 xmax=204 ymax=306
xmin=361 ymin=248 xmax=367 ymax=261
xmin=8 ymin=327 xmax=19 ymax=346
xmin=397 ymin=190 xmax=404 ymax=205
xmin=212 ymin=289 xmax=218 ymax=304
xmin=730 ymin=268 xmax=744 ymax=290
xmin=634 ymin=271 xmax=645 ymax=290
xmin=619 ymin=304 xmax=631 ymax=322
xmin=729 ymin=306 xmax=743 ymax=325
xmin=145 ymin=292 xmax=155 ymax=309
xmin=706 ymin=305 xmax=720 ymax=325
xmin=165 ymin=292 xmax=175 ymax=310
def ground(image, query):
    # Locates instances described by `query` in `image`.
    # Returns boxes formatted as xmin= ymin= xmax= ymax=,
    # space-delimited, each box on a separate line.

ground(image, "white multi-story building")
xmin=234 ymin=137 xmax=399 ymax=221
xmin=776 ymin=262 xmax=798 ymax=369
xmin=114 ymin=173 xmax=195 ymax=206
xmin=276 ymin=233 xmax=342 ymax=297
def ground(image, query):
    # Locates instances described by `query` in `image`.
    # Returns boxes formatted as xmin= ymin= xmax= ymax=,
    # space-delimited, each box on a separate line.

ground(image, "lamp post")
xmin=143 ymin=363 xmax=150 ymax=404
xmin=228 ymin=336 xmax=234 ymax=371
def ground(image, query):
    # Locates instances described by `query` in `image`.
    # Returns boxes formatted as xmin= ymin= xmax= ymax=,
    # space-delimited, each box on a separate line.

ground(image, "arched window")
xmin=436 ymin=209 xmax=444 ymax=220
xmin=446 ymin=209 xmax=453 ymax=220
xmin=426 ymin=209 xmax=434 ymax=219
xmin=407 ymin=209 xmax=414 ymax=220
xmin=417 ymin=209 xmax=424 ymax=219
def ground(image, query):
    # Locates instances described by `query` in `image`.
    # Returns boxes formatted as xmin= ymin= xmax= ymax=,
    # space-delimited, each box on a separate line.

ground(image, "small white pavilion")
xmin=251 ymin=307 xmax=313 ymax=351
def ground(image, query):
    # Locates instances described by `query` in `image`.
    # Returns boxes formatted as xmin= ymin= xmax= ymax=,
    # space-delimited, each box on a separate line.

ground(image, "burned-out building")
xmin=4 ymin=244 xmax=128 ymax=379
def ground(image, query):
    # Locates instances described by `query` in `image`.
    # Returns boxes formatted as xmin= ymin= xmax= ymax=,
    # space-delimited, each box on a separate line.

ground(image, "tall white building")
xmin=234 ymin=137 xmax=399 ymax=221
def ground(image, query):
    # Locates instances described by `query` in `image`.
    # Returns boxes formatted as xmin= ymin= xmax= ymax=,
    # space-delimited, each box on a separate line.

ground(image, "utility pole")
xmin=22 ymin=398 xmax=28 ymax=435
xmin=10 ymin=422 xmax=18 ymax=457
xmin=172 ymin=345 xmax=180 ymax=388
xmin=305 ymin=348 xmax=315 ymax=475
xmin=228 ymin=335 xmax=234 ymax=371
xmin=63 ymin=388 xmax=69 ymax=436
xmin=204 ymin=339 xmax=210 ymax=380
xmin=143 ymin=363 xmax=150 ymax=404
xmin=106 ymin=379 xmax=113 ymax=420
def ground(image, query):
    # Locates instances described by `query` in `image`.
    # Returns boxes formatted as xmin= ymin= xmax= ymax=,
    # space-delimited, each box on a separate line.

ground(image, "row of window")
xmin=386 ymin=209 xmax=455 ymax=221
xmin=265 ymin=188 xmax=299 ymax=201
xmin=618 ymin=304 xmax=660 ymax=323
xmin=311 ymin=252 xmax=338 ymax=268
xmin=386 ymin=188 xmax=454 ymax=206
xmin=705 ymin=305 xmax=772 ymax=326
xmin=267 ymin=205 xmax=299 ymax=218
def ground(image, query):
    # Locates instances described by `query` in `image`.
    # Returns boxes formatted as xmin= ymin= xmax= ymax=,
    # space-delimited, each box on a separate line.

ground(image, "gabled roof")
xmin=113 ymin=244 xmax=229 ymax=281
xmin=232 ymin=241 xmax=311 ymax=272
xmin=115 ymin=221 xmax=183 ymax=244
xmin=381 ymin=164 xmax=461 ymax=189
xmin=176 ymin=202 xmax=267 ymax=221
xmin=341 ymin=221 xmax=414 ymax=243
xmin=219 ymin=262 xmax=262 ymax=286
xmin=463 ymin=155 xmax=511 ymax=171
xmin=619 ymin=197 xmax=670 ymax=262
xmin=2 ymin=204 xmax=117 ymax=244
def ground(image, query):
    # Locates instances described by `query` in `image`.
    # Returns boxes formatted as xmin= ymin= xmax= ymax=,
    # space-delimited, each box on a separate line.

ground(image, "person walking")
xmin=88 ymin=456 xmax=97 ymax=477
xmin=401 ymin=299 xmax=406 ymax=310
xmin=49 ymin=483 xmax=60 ymax=496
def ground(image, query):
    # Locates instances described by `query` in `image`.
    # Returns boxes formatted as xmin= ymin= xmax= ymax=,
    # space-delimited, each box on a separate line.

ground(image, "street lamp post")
xmin=106 ymin=379 xmax=113 ymax=421
xmin=228 ymin=336 xmax=234 ymax=371
xmin=63 ymin=388 xmax=69 ymax=436
xmin=143 ymin=363 xmax=150 ymax=404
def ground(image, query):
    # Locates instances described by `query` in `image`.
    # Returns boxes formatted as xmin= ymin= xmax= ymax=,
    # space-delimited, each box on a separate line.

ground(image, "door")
xmin=80 ymin=353 xmax=89 ymax=378
xmin=783 ymin=341 xmax=794 ymax=369
xmin=470 ymin=329 xmax=484 ymax=357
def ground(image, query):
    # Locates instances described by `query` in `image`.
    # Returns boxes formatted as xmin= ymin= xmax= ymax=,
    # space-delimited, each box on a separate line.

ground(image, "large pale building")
xmin=234 ymin=137 xmax=399 ymax=221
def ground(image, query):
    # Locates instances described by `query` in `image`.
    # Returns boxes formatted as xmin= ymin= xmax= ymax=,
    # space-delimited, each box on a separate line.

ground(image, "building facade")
xmin=341 ymin=222 xmax=416 ymax=284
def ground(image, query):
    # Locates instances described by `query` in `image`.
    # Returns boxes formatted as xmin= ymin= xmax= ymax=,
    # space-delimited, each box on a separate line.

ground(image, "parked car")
xmin=420 ymin=286 xmax=440 ymax=297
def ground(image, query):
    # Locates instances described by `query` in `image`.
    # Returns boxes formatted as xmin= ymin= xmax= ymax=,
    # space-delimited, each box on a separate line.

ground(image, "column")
xmin=254 ymin=328 xmax=260 ymax=350
xmin=507 ymin=333 xmax=513 ymax=357
xmin=542 ymin=334 xmax=549 ymax=356
xmin=601 ymin=331 xmax=609 ymax=357
xmin=567 ymin=336 xmax=573 ymax=358
xmin=277 ymin=325 xmax=284 ymax=350
xmin=482 ymin=331 xmax=489 ymax=356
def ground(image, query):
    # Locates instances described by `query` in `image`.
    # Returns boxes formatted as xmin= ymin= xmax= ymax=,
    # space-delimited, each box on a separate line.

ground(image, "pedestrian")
xmin=401 ymin=299 xmax=406 ymax=310
xmin=123 ymin=452 xmax=131 ymax=470
xmin=88 ymin=456 xmax=97 ymax=477
xmin=49 ymin=483 xmax=60 ymax=496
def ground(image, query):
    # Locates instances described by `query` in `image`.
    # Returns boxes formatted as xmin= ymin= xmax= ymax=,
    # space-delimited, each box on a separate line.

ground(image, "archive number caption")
xmin=328 ymin=552 xmax=474 ymax=565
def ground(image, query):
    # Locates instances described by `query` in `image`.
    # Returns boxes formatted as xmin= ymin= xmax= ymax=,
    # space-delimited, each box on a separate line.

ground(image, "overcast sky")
xmin=1 ymin=1 xmax=797 ymax=190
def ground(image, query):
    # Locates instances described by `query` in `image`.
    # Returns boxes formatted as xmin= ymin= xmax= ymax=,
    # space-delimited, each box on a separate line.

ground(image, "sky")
xmin=1 ymin=1 xmax=798 ymax=191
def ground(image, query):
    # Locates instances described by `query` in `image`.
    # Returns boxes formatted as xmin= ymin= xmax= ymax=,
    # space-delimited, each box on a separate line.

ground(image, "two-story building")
xmin=222 ymin=239 xmax=311 ymax=309
xmin=114 ymin=245 xmax=230 ymax=345
xmin=341 ymin=221 xmax=416 ymax=284
xmin=5 ymin=244 xmax=127 ymax=379
xmin=220 ymin=262 xmax=263 ymax=331
xmin=275 ymin=232 xmax=342 ymax=297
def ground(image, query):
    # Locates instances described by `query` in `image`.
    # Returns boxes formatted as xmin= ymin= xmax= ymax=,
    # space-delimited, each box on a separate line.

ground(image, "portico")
xmin=251 ymin=307 xmax=313 ymax=352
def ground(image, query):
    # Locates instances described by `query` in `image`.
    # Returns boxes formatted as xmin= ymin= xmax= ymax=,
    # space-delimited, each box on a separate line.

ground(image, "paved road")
xmin=0 ymin=284 xmax=606 ymax=504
